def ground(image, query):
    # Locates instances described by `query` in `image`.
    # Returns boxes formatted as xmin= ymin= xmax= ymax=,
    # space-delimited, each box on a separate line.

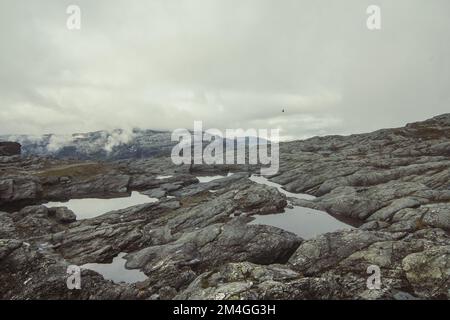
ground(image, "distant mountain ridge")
xmin=0 ymin=128 xmax=266 ymax=160
xmin=5 ymin=113 xmax=448 ymax=161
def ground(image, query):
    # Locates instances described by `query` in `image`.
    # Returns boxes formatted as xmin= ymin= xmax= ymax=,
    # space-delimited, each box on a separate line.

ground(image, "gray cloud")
xmin=0 ymin=0 xmax=449 ymax=139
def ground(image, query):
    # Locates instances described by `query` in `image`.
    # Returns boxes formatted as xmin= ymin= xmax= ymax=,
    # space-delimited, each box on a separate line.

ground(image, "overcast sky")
xmin=0 ymin=0 xmax=449 ymax=140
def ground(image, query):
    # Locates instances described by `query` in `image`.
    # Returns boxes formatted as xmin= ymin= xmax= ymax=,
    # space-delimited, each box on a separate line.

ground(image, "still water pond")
xmin=249 ymin=175 xmax=353 ymax=239
xmin=196 ymin=173 xmax=233 ymax=183
xmin=81 ymin=252 xmax=147 ymax=284
xmin=44 ymin=191 xmax=158 ymax=220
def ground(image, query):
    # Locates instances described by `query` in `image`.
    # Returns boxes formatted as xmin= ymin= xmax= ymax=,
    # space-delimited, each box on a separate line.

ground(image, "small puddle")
xmin=249 ymin=175 xmax=315 ymax=200
xmin=156 ymin=175 xmax=173 ymax=180
xmin=250 ymin=207 xmax=352 ymax=239
xmin=249 ymin=175 xmax=352 ymax=239
xmin=196 ymin=173 xmax=232 ymax=183
xmin=81 ymin=253 xmax=147 ymax=284
xmin=44 ymin=191 xmax=158 ymax=220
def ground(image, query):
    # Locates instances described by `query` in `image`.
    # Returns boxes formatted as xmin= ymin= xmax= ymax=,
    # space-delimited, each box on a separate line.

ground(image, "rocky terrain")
xmin=0 ymin=114 xmax=449 ymax=300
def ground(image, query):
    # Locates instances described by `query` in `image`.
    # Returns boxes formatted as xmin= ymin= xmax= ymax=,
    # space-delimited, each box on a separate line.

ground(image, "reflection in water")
xmin=250 ymin=207 xmax=352 ymax=239
xmin=249 ymin=175 xmax=352 ymax=239
xmin=156 ymin=175 xmax=173 ymax=179
xmin=249 ymin=175 xmax=315 ymax=200
xmin=196 ymin=173 xmax=232 ymax=183
xmin=44 ymin=191 xmax=158 ymax=220
xmin=81 ymin=253 xmax=147 ymax=284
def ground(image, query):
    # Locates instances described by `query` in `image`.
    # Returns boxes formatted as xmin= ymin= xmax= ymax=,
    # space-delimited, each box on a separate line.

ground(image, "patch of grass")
xmin=415 ymin=218 xmax=428 ymax=230
xmin=407 ymin=125 xmax=445 ymax=139
xmin=180 ymin=192 xmax=211 ymax=207
xmin=35 ymin=163 xmax=109 ymax=178
xmin=200 ymin=277 xmax=210 ymax=289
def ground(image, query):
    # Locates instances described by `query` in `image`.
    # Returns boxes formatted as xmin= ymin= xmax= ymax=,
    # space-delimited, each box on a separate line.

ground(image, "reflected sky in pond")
xmin=249 ymin=175 xmax=352 ymax=239
xmin=81 ymin=252 xmax=147 ymax=284
xmin=249 ymin=175 xmax=316 ymax=200
xmin=196 ymin=172 xmax=233 ymax=183
xmin=44 ymin=191 xmax=158 ymax=220
xmin=250 ymin=207 xmax=352 ymax=239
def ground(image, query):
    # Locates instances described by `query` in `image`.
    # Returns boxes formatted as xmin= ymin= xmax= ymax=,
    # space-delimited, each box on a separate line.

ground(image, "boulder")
xmin=48 ymin=207 xmax=77 ymax=223
xmin=0 ymin=142 xmax=21 ymax=156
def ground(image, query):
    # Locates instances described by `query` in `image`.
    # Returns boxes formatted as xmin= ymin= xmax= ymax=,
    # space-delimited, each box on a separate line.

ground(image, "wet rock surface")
xmin=1 ymin=114 xmax=449 ymax=299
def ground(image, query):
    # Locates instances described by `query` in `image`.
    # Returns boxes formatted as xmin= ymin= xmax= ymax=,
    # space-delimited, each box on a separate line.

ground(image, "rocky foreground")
xmin=1 ymin=114 xmax=449 ymax=299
